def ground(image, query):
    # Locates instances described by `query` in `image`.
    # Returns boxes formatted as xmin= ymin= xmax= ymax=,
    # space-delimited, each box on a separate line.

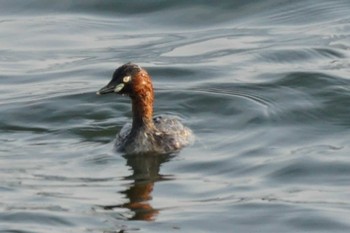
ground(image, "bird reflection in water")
xmin=102 ymin=153 xmax=174 ymax=221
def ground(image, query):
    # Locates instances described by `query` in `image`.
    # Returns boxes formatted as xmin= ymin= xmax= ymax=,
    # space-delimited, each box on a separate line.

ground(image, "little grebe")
xmin=97 ymin=63 xmax=193 ymax=154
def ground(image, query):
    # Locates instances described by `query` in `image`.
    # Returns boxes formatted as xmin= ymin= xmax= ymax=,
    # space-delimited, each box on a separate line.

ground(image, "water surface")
xmin=1 ymin=1 xmax=350 ymax=232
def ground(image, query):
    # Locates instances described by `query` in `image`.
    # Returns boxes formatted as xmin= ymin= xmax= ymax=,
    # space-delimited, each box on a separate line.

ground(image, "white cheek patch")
xmin=114 ymin=83 xmax=125 ymax=93
xmin=123 ymin=76 xmax=131 ymax=83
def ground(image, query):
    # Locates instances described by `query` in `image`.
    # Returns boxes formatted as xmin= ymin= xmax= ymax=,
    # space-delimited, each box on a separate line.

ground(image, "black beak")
xmin=96 ymin=84 xmax=115 ymax=95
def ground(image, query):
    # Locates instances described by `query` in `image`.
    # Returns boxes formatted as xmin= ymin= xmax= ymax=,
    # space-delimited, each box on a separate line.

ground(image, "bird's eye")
xmin=123 ymin=76 xmax=131 ymax=83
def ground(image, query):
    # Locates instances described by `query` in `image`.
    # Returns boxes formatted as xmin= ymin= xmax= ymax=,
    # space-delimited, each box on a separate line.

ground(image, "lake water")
xmin=1 ymin=1 xmax=350 ymax=232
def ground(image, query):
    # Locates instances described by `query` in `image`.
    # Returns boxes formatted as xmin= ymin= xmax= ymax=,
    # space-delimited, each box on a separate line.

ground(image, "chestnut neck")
xmin=129 ymin=70 xmax=155 ymax=133
xmin=131 ymin=96 xmax=154 ymax=131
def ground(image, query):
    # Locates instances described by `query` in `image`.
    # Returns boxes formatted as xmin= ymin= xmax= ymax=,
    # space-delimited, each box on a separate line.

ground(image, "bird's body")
xmin=97 ymin=63 xmax=193 ymax=155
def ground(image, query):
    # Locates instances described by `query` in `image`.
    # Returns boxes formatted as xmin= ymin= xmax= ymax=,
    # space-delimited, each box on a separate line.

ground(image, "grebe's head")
xmin=97 ymin=62 xmax=153 ymax=97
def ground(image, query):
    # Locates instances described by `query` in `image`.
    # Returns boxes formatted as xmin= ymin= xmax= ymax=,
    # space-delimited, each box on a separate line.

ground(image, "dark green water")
xmin=1 ymin=1 xmax=350 ymax=232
